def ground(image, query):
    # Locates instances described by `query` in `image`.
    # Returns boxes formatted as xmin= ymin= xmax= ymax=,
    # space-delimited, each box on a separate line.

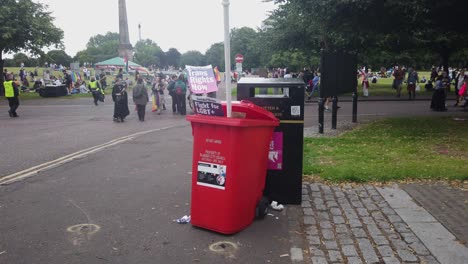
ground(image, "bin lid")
xmin=238 ymin=78 xmax=305 ymax=86
xmin=186 ymin=100 xmax=279 ymax=128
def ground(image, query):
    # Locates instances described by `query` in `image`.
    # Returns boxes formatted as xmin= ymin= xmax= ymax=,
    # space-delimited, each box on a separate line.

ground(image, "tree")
xmin=155 ymin=49 xmax=167 ymax=68
xmin=205 ymin=42 xmax=225 ymax=71
xmin=416 ymin=1 xmax=468 ymax=70
xmin=268 ymin=49 xmax=313 ymax=72
xmin=230 ymin=27 xmax=261 ymax=71
xmin=73 ymin=50 xmax=94 ymax=66
xmin=180 ymin=51 xmax=206 ymax=67
xmin=133 ymin=39 xmax=163 ymax=67
xmin=11 ymin=53 xmax=30 ymax=67
xmin=267 ymin=0 xmax=468 ymax=70
xmin=82 ymin=32 xmax=120 ymax=64
xmin=0 ymin=0 xmax=63 ymax=85
xmin=165 ymin=48 xmax=181 ymax=68
xmin=45 ymin=50 xmax=72 ymax=66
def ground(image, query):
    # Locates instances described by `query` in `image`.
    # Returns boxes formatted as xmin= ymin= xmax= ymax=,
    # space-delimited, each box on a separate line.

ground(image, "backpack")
xmin=175 ymin=81 xmax=184 ymax=95
xmin=133 ymin=86 xmax=143 ymax=99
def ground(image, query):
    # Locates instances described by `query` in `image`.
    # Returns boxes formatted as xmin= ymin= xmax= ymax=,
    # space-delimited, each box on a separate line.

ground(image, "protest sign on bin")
xmin=191 ymin=95 xmax=224 ymax=117
xmin=186 ymin=65 xmax=218 ymax=94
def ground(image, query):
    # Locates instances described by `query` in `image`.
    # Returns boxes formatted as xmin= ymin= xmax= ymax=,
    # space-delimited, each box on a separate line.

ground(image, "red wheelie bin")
xmin=186 ymin=101 xmax=279 ymax=234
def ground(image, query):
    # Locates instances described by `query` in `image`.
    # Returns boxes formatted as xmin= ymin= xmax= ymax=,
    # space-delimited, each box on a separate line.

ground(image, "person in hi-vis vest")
xmin=4 ymin=74 xmax=20 ymax=118
xmin=88 ymin=77 xmax=104 ymax=106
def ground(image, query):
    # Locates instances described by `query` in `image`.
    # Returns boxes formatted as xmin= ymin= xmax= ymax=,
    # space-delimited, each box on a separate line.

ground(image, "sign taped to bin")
xmin=197 ymin=162 xmax=227 ymax=190
xmin=192 ymin=95 xmax=224 ymax=116
xmin=268 ymin=132 xmax=283 ymax=170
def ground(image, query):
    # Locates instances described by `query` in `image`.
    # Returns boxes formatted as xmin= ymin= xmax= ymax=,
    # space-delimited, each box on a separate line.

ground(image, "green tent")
xmin=95 ymin=57 xmax=141 ymax=68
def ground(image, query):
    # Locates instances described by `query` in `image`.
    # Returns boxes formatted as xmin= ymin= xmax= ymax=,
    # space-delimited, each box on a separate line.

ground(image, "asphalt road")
xmin=0 ymin=96 xmax=293 ymax=264
xmin=0 ymin=91 xmax=467 ymax=264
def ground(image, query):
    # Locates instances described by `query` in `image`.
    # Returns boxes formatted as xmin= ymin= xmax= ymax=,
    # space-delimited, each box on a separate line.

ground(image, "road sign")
xmin=235 ymin=54 xmax=244 ymax=63
xmin=236 ymin=63 xmax=242 ymax=73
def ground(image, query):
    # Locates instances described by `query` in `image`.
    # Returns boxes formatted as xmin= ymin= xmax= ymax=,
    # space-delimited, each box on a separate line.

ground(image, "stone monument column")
xmin=118 ymin=0 xmax=133 ymax=61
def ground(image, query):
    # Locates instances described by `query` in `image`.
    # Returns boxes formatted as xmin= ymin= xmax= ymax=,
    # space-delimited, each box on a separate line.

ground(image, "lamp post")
xmin=222 ymin=0 xmax=232 ymax=117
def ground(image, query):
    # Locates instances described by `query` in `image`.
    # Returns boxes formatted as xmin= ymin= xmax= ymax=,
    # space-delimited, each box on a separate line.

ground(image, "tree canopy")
xmin=0 ymin=0 xmax=63 ymax=83
xmin=266 ymin=0 xmax=468 ymax=70
xmin=165 ymin=48 xmax=181 ymax=68
xmin=4 ymin=0 xmax=467 ymax=74
xmin=133 ymin=39 xmax=163 ymax=67
xmin=180 ymin=51 xmax=206 ymax=67
xmin=205 ymin=43 xmax=225 ymax=71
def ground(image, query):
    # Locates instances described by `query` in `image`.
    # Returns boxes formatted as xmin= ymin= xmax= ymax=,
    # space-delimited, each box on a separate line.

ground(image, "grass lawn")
xmin=231 ymin=71 xmax=434 ymax=97
xmin=358 ymin=71 xmax=433 ymax=97
xmin=303 ymin=116 xmax=468 ymax=183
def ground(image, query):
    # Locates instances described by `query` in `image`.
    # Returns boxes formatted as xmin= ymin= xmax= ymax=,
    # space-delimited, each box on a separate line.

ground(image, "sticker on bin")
xmin=197 ymin=162 xmax=227 ymax=190
xmin=291 ymin=106 xmax=300 ymax=116
xmin=268 ymin=132 xmax=283 ymax=170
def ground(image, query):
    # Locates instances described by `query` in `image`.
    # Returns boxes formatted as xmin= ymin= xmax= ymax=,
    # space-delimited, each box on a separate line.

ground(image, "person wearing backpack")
xmin=174 ymin=75 xmax=187 ymax=115
xmin=167 ymin=75 xmax=178 ymax=113
xmin=133 ymin=77 xmax=149 ymax=121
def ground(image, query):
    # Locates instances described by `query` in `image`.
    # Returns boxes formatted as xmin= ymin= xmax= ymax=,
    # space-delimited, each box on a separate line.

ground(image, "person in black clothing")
xmin=112 ymin=78 xmax=130 ymax=122
xmin=430 ymin=76 xmax=447 ymax=111
xmin=117 ymin=68 xmax=124 ymax=79
xmin=63 ymin=70 xmax=73 ymax=95
xmin=167 ymin=75 xmax=178 ymax=113
xmin=99 ymin=71 xmax=107 ymax=90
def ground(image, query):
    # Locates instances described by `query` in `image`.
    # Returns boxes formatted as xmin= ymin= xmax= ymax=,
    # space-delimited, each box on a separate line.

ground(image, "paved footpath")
xmin=297 ymin=183 xmax=468 ymax=264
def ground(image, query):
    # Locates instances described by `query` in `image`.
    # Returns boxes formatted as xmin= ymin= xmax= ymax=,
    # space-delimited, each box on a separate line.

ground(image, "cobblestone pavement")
xmin=301 ymin=183 xmax=439 ymax=264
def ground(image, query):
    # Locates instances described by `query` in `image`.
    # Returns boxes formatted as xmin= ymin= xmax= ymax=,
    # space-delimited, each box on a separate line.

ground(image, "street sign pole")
xmin=222 ymin=0 xmax=232 ymax=118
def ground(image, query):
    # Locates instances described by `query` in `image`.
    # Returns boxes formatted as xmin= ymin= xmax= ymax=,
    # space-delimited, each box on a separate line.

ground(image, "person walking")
xmin=99 ymin=71 xmax=107 ymax=90
xmin=406 ymin=68 xmax=419 ymax=100
xmin=455 ymin=69 xmax=466 ymax=106
xmin=88 ymin=77 xmax=104 ymax=106
xmin=63 ymin=70 xmax=73 ymax=95
xmin=310 ymin=72 xmax=321 ymax=98
xmin=4 ymin=74 xmax=20 ymax=118
xmin=430 ymin=75 xmax=448 ymax=111
xmin=392 ymin=66 xmax=405 ymax=97
xmin=132 ymin=77 xmax=149 ymax=122
xmin=154 ymin=77 xmax=167 ymax=111
xmin=112 ymin=77 xmax=130 ymax=122
xmin=360 ymin=68 xmax=370 ymax=97
xmin=174 ymin=75 xmax=187 ymax=115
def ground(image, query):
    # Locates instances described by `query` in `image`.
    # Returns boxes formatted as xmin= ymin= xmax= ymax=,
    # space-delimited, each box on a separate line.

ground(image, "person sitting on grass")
xmin=78 ymin=81 xmax=89 ymax=94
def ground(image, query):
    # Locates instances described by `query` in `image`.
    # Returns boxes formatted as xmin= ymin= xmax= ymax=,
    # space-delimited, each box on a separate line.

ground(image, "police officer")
xmin=4 ymin=74 xmax=20 ymax=117
xmin=88 ymin=77 xmax=104 ymax=106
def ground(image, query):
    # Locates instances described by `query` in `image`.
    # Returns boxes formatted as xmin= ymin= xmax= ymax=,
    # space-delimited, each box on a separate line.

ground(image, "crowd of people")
xmin=4 ymin=63 xmax=467 ymax=119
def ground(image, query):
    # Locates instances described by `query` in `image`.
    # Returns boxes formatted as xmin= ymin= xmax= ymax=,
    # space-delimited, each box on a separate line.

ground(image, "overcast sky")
xmin=35 ymin=0 xmax=276 ymax=57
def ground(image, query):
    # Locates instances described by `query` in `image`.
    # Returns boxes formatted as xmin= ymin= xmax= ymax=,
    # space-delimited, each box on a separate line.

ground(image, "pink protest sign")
xmin=186 ymin=65 xmax=219 ymax=94
xmin=268 ymin=132 xmax=283 ymax=170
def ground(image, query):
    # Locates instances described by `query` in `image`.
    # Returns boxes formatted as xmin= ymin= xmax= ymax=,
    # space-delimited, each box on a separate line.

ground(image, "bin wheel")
xmin=255 ymin=197 xmax=269 ymax=220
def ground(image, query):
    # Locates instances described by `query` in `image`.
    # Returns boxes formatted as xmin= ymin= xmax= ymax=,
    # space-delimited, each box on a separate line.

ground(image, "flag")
xmin=151 ymin=94 xmax=158 ymax=112
xmin=214 ymin=66 xmax=221 ymax=83
xmin=124 ymin=56 xmax=129 ymax=73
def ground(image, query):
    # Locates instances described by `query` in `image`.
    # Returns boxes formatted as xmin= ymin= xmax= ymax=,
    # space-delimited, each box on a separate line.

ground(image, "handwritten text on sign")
xmin=186 ymin=65 xmax=218 ymax=94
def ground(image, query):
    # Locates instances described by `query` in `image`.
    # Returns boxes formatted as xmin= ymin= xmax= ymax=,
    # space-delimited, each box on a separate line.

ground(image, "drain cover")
xmin=209 ymin=241 xmax=238 ymax=253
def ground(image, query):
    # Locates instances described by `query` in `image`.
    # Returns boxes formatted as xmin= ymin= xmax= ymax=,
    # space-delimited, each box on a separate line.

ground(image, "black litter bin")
xmin=237 ymin=78 xmax=305 ymax=204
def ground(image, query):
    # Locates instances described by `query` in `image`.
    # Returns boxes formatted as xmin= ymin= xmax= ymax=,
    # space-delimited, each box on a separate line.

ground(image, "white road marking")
xmin=0 ymin=126 xmax=179 ymax=185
